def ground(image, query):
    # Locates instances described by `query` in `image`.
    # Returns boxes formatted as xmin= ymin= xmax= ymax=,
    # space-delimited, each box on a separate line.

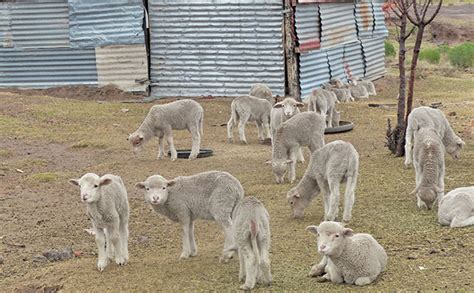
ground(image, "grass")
xmin=28 ymin=172 xmax=61 ymax=183
xmin=449 ymin=42 xmax=474 ymax=68
xmin=420 ymin=48 xmax=441 ymax=64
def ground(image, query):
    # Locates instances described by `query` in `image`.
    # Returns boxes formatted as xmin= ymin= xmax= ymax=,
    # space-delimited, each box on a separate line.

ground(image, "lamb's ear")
xmin=343 ymin=228 xmax=354 ymax=237
xmin=135 ymin=182 xmax=146 ymax=189
xmin=296 ymin=102 xmax=305 ymax=108
xmin=273 ymin=102 xmax=284 ymax=109
xmin=167 ymin=179 xmax=176 ymax=187
xmin=264 ymin=160 xmax=272 ymax=165
xmin=99 ymin=178 xmax=112 ymax=186
xmin=305 ymin=225 xmax=319 ymax=235
xmin=69 ymin=179 xmax=80 ymax=186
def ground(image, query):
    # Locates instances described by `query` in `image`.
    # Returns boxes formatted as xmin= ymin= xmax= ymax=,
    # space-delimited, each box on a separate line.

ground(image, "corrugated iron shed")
xmin=295 ymin=4 xmax=320 ymax=52
xmin=362 ymin=36 xmax=386 ymax=79
xmin=299 ymin=49 xmax=330 ymax=98
xmin=319 ymin=3 xmax=358 ymax=48
xmin=148 ymin=0 xmax=285 ymax=98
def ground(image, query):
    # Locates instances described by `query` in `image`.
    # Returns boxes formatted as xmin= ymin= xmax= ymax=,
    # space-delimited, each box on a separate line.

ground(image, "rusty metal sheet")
xmin=361 ymin=36 xmax=386 ymax=79
xmin=299 ymin=49 xmax=330 ymax=98
xmin=372 ymin=1 xmax=388 ymax=37
xmin=295 ymin=4 xmax=320 ymax=52
xmin=343 ymin=40 xmax=365 ymax=79
xmin=95 ymin=44 xmax=148 ymax=92
xmin=355 ymin=1 xmax=374 ymax=39
xmin=319 ymin=3 xmax=358 ymax=48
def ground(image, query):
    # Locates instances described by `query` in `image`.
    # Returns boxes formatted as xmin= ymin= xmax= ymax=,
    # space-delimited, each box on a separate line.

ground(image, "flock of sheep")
xmin=68 ymin=79 xmax=472 ymax=290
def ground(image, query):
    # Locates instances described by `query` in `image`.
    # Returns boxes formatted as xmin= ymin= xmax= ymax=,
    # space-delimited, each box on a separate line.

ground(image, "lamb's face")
xmin=274 ymin=98 xmax=304 ymax=119
xmin=286 ymin=190 xmax=305 ymax=218
xmin=417 ymin=186 xmax=437 ymax=209
xmin=128 ymin=132 xmax=145 ymax=155
xmin=136 ymin=176 xmax=171 ymax=206
xmin=308 ymin=222 xmax=353 ymax=257
xmin=446 ymin=140 xmax=465 ymax=160
xmin=272 ymin=161 xmax=287 ymax=184
xmin=69 ymin=173 xmax=112 ymax=204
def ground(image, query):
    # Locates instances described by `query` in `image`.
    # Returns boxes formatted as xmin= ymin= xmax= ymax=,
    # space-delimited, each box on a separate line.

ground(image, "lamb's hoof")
xmin=316 ymin=276 xmax=328 ymax=283
xmin=309 ymin=265 xmax=325 ymax=277
xmin=157 ymin=156 xmax=164 ymax=160
xmin=342 ymin=218 xmax=351 ymax=224
xmin=188 ymin=155 xmax=197 ymax=160
xmin=115 ymin=256 xmax=127 ymax=266
xmin=227 ymin=138 xmax=233 ymax=143
xmin=170 ymin=156 xmax=177 ymax=162
xmin=97 ymin=260 xmax=108 ymax=271
xmin=240 ymin=140 xmax=248 ymax=145
xmin=404 ymin=161 xmax=412 ymax=168
xmin=239 ymin=275 xmax=245 ymax=282
xmin=190 ymin=250 xmax=198 ymax=257
xmin=179 ymin=252 xmax=191 ymax=260
xmin=240 ymin=284 xmax=253 ymax=291
xmin=355 ymin=277 xmax=372 ymax=286
xmin=219 ymin=252 xmax=234 ymax=263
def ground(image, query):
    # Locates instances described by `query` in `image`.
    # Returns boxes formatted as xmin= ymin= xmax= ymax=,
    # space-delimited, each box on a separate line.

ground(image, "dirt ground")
xmin=0 ymin=70 xmax=473 ymax=291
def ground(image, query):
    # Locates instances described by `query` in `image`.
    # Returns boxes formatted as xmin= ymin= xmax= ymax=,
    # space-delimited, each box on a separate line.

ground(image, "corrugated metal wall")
xmin=319 ymin=3 xmax=358 ymax=48
xmin=148 ymin=0 xmax=285 ymax=98
xmin=295 ymin=4 xmax=320 ymax=52
xmin=0 ymin=0 xmax=147 ymax=91
xmin=299 ymin=50 xmax=330 ymax=97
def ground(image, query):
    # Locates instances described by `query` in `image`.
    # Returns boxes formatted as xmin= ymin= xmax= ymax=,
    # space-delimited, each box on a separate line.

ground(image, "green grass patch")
xmin=448 ymin=42 xmax=474 ymax=68
xmin=420 ymin=48 xmax=441 ymax=64
xmin=71 ymin=140 xmax=108 ymax=149
xmin=385 ymin=40 xmax=396 ymax=57
xmin=28 ymin=172 xmax=61 ymax=183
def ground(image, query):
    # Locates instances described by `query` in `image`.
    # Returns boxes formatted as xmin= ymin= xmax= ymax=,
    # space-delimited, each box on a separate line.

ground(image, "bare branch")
xmin=421 ymin=0 xmax=432 ymax=23
xmin=425 ymin=0 xmax=443 ymax=25
xmin=413 ymin=0 xmax=422 ymax=23
xmin=406 ymin=26 xmax=416 ymax=38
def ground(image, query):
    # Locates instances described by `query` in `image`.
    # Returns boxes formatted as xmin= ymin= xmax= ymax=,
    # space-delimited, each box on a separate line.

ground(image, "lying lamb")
xmin=287 ymin=141 xmax=359 ymax=221
xmin=405 ymin=106 xmax=465 ymax=167
xmin=412 ymin=127 xmax=445 ymax=209
xmin=308 ymin=88 xmax=338 ymax=128
xmin=322 ymin=83 xmax=353 ymax=103
xmin=352 ymin=77 xmax=377 ymax=96
xmin=128 ymin=99 xmax=204 ymax=161
xmin=269 ymin=112 xmax=325 ymax=184
xmin=232 ymin=196 xmax=272 ymax=290
xmin=329 ymin=78 xmax=368 ymax=100
xmin=306 ymin=221 xmax=387 ymax=286
xmin=227 ymin=95 xmax=272 ymax=144
xmin=249 ymin=83 xmax=274 ymax=104
xmin=69 ymin=173 xmax=129 ymax=271
xmin=438 ymin=186 xmax=474 ymax=228
xmin=135 ymin=171 xmax=244 ymax=262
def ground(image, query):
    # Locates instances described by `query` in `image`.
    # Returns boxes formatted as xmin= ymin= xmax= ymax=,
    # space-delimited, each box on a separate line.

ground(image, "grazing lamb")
xmin=249 ymin=83 xmax=274 ymax=104
xmin=405 ymin=106 xmax=465 ymax=167
xmin=322 ymin=83 xmax=354 ymax=103
xmin=268 ymin=112 xmax=325 ymax=184
xmin=412 ymin=127 xmax=445 ymax=209
xmin=135 ymin=171 xmax=244 ymax=262
xmin=306 ymin=221 xmax=387 ymax=286
xmin=286 ymin=141 xmax=359 ymax=221
xmin=352 ymin=77 xmax=377 ymax=96
xmin=227 ymin=95 xmax=272 ymax=144
xmin=232 ymin=196 xmax=272 ymax=290
xmin=438 ymin=186 xmax=474 ymax=228
xmin=308 ymin=89 xmax=338 ymax=128
xmin=69 ymin=173 xmax=129 ymax=271
xmin=128 ymin=99 xmax=204 ymax=161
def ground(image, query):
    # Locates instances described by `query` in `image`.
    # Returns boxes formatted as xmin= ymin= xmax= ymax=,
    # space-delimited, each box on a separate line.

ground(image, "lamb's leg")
xmin=355 ymin=276 xmax=373 ymax=286
xmin=404 ymin=127 xmax=414 ymax=167
xmin=256 ymin=121 xmax=264 ymax=142
xmin=450 ymin=215 xmax=474 ymax=228
xmin=105 ymin=230 xmax=115 ymax=261
xmin=259 ymin=238 xmax=272 ymax=285
xmin=327 ymin=109 xmax=333 ymax=128
xmin=108 ymin=224 xmax=126 ymax=266
xmin=166 ymin=130 xmax=177 ymax=161
xmin=95 ymin=228 xmax=108 ymax=271
xmin=297 ymin=147 xmax=305 ymax=163
xmin=188 ymin=221 xmax=198 ymax=257
xmin=342 ymin=176 xmax=356 ymax=223
xmin=157 ymin=134 xmax=165 ymax=160
xmin=309 ymin=255 xmax=328 ymax=277
xmin=263 ymin=119 xmax=271 ymax=139
xmin=238 ymin=114 xmax=250 ymax=144
xmin=119 ymin=218 xmax=129 ymax=263
xmin=289 ymin=148 xmax=298 ymax=183
xmin=239 ymin=249 xmax=246 ymax=282
xmin=240 ymin=245 xmax=258 ymax=290
xmin=321 ymin=112 xmax=327 ymax=128
xmin=437 ymin=167 xmax=445 ymax=201
xmin=227 ymin=116 xmax=234 ymax=143
xmin=179 ymin=218 xmax=192 ymax=259
xmin=323 ymin=259 xmax=343 ymax=284
xmin=219 ymin=220 xmax=235 ymax=263
xmin=327 ymin=179 xmax=341 ymax=221
xmin=318 ymin=178 xmax=330 ymax=218
xmin=188 ymin=126 xmax=201 ymax=160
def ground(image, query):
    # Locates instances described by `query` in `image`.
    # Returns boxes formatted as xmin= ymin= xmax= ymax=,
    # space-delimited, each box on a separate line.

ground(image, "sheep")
xmin=438 ymin=186 xmax=474 ymax=228
xmin=227 ymin=95 xmax=272 ymax=144
xmin=329 ymin=78 xmax=368 ymax=100
xmin=331 ymin=109 xmax=341 ymax=127
xmin=271 ymin=97 xmax=305 ymax=162
xmin=352 ymin=77 xmax=377 ymax=96
xmin=135 ymin=171 xmax=244 ymax=263
xmin=404 ymin=106 xmax=465 ymax=167
xmin=231 ymin=196 xmax=272 ymax=290
xmin=128 ymin=99 xmax=204 ymax=161
xmin=286 ymin=140 xmax=359 ymax=221
xmin=322 ymin=83 xmax=354 ymax=103
xmin=308 ymin=89 xmax=338 ymax=128
xmin=411 ymin=127 xmax=445 ymax=209
xmin=268 ymin=112 xmax=325 ymax=184
xmin=69 ymin=173 xmax=129 ymax=271
xmin=306 ymin=221 xmax=387 ymax=286
xmin=249 ymin=83 xmax=274 ymax=104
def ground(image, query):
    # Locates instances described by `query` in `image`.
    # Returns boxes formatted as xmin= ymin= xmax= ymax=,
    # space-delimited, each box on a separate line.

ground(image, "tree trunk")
xmin=406 ymin=24 xmax=425 ymax=122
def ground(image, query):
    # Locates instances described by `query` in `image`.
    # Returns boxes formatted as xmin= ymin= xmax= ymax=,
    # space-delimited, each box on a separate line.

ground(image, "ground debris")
xmin=43 ymin=248 xmax=74 ymax=262
xmin=407 ymin=255 xmax=418 ymax=260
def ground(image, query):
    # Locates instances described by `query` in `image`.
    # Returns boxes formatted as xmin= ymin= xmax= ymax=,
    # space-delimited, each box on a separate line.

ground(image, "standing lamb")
xmin=412 ymin=127 xmax=445 ymax=209
xmin=268 ymin=112 xmax=325 ymax=184
xmin=128 ymin=99 xmax=204 ymax=161
xmin=135 ymin=171 xmax=244 ymax=262
xmin=249 ymin=83 xmax=274 ymax=104
xmin=286 ymin=141 xmax=359 ymax=221
xmin=306 ymin=221 xmax=387 ymax=286
xmin=308 ymin=88 xmax=338 ymax=128
xmin=232 ymin=196 xmax=272 ymax=290
xmin=405 ymin=106 xmax=465 ymax=167
xmin=438 ymin=186 xmax=474 ymax=228
xmin=69 ymin=173 xmax=129 ymax=271
xmin=227 ymin=95 xmax=272 ymax=144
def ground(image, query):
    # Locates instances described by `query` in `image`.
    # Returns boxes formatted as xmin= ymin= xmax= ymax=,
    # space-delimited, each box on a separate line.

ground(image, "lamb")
xmin=308 ymin=88 xmax=338 ymax=128
xmin=268 ymin=112 xmax=325 ymax=184
xmin=69 ymin=173 xmax=129 ymax=271
xmin=231 ymin=196 xmax=272 ymax=290
xmin=249 ymin=83 xmax=274 ymax=104
xmin=306 ymin=221 xmax=387 ymax=286
xmin=135 ymin=171 xmax=244 ymax=262
xmin=331 ymin=109 xmax=341 ymax=127
xmin=411 ymin=127 xmax=445 ymax=209
xmin=405 ymin=106 xmax=465 ymax=167
xmin=329 ymin=78 xmax=368 ymax=100
xmin=128 ymin=99 xmax=204 ymax=161
xmin=227 ymin=95 xmax=272 ymax=144
xmin=322 ymin=83 xmax=354 ymax=103
xmin=438 ymin=186 xmax=474 ymax=228
xmin=352 ymin=77 xmax=377 ymax=96
xmin=286 ymin=141 xmax=359 ymax=221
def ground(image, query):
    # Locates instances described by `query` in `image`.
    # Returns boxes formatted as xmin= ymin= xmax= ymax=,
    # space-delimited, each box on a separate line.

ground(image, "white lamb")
xmin=128 ymin=99 xmax=204 ymax=161
xmin=286 ymin=141 xmax=359 ymax=221
xmin=135 ymin=171 xmax=244 ymax=263
xmin=306 ymin=221 xmax=387 ymax=286
xmin=69 ymin=173 xmax=129 ymax=271
xmin=411 ymin=127 xmax=445 ymax=209
xmin=329 ymin=78 xmax=368 ymax=100
xmin=352 ymin=77 xmax=377 ymax=96
xmin=405 ymin=106 xmax=465 ymax=167
xmin=322 ymin=83 xmax=354 ymax=103
xmin=227 ymin=95 xmax=272 ymax=144
xmin=438 ymin=186 xmax=474 ymax=228
xmin=268 ymin=112 xmax=325 ymax=184
xmin=249 ymin=83 xmax=274 ymax=104
xmin=231 ymin=196 xmax=272 ymax=290
xmin=307 ymin=88 xmax=338 ymax=128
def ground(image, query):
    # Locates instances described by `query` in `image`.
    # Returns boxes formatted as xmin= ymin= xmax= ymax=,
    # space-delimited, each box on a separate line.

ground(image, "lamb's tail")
xmin=250 ymin=220 xmax=261 ymax=265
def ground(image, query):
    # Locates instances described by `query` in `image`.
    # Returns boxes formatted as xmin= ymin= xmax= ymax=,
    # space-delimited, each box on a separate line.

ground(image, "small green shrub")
xmin=449 ymin=42 xmax=474 ymax=68
xmin=419 ymin=48 xmax=441 ymax=64
xmin=385 ymin=41 xmax=396 ymax=57
xmin=437 ymin=44 xmax=451 ymax=55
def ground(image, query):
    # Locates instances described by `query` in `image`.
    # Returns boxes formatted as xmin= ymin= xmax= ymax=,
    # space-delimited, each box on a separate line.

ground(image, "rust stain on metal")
xmin=360 ymin=2 xmax=372 ymax=31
